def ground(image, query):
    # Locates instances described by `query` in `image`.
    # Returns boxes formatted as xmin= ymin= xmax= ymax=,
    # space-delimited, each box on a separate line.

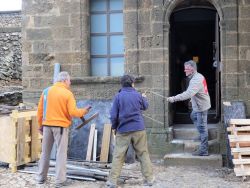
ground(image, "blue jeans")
xmin=190 ymin=110 xmax=208 ymax=154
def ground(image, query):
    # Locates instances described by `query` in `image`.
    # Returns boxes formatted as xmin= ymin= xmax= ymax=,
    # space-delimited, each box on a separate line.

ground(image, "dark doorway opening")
xmin=169 ymin=8 xmax=220 ymax=124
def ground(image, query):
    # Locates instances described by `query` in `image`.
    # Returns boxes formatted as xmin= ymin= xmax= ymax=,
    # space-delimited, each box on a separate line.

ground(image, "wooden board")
xmin=86 ymin=124 xmax=96 ymax=161
xmin=93 ymin=129 xmax=97 ymax=161
xmin=100 ymin=124 xmax=112 ymax=162
xmin=229 ymin=119 xmax=250 ymax=125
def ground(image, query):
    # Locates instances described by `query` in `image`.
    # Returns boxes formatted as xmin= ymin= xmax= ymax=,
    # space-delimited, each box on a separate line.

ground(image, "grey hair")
xmin=184 ymin=60 xmax=197 ymax=70
xmin=56 ymin=71 xmax=70 ymax=82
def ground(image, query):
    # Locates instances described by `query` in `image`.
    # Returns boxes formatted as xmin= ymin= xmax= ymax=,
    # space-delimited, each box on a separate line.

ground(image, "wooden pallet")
xmin=227 ymin=119 xmax=250 ymax=179
xmin=0 ymin=110 xmax=42 ymax=172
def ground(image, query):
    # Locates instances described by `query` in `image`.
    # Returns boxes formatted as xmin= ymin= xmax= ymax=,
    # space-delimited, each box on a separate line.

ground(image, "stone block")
xmin=125 ymin=35 xmax=138 ymax=49
xmin=223 ymin=46 xmax=238 ymax=59
xmin=239 ymin=46 xmax=250 ymax=60
xmin=52 ymin=27 xmax=72 ymax=39
xmin=124 ymin=0 xmax=137 ymax=10
xmin=151 ymin=62 xmax=164 ymax=75
xmin=28 ymin=53 xmax=54 ymax=64
xmin=239 ymin=33 xmax=250 ymax=46
xmin=138 ymin=0 xmax=152 ymax=9
xmin=22 ymin=78 xmax=30 ymax=89
xmin=151 ymin=49 xmax=164 ymax=62
xmin=22 ymin=41 xmax=32 ymax=52
xmin=239 ymin=60 xmax=249 ymax=72
xmin=139 ymin=62 xmax=152 ymax=75
xmin=225 ymin=32 xmax=237 ymax=46
xmin=224 ymin=19 xmax=237 ymax=32
xmin=124 ymin=11 xmax=137 ymax=24
xmin=23 ymin=1 xmax=54 ymax=15
xmin=239 ymin=6 xmax=250 ymax=18
xmin=138 ymin=10 xmax=150 ymax=23
xmin=30 ymin=78 xmax=50 ymax=89
xmin=34 ymin=15 xmax=70 ymax=28
xmin=26 ymin=29 xmax=52 ymax=40
xmin=71 ymin=64 xmax=84 ymax=77
xmin=225 ymin=59 xmax=238 ymax=73
xmin=239 ymin=19 xmax=250 ymax=32
xmin=151 ymin=7 xmax=164 ymax=22
xmin=138 ymin=50 xmax=150 ymax=62
xmin=221 ymin=87 xmax=238 ymax=100
xmin=223 ymin=6 xmax=237 ymax=19
xmin=58 ymin=1 xmax=80 ymax=14
xmin=151 ymin=22 xmax=163 ymax=35
xmin=54 ymin=40 xmax=70 ymax=52
xmin=124 ymin=22 xmax=137 ymax=33
xmin=32 ymin=40 xmax=54 ymax=53
xmin=126 ymin=50 xmax=138 ymax=65
xmin=223 ymin=74 xmax=238 ymax=87
xmin=138 ymin=24 xmax=151 ymax=35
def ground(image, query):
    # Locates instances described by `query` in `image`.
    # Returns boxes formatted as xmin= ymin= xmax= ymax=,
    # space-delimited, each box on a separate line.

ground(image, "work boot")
xmin=105 ymin=180 xmax=117 ymax=188
xmin=55 ymin=179 xmax=72 ymax=188
xmin=192 ymin=150 xmax=209 ymax=156
xmin=143 ymin=177 xmax=155 ymax=186
xmin=36 ymin=177 xmax=46 ymax=184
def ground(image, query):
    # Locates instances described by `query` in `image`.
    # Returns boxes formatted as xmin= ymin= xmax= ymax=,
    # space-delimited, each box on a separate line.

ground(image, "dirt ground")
xmin=1 ymin=160 xmax=250 ymax=188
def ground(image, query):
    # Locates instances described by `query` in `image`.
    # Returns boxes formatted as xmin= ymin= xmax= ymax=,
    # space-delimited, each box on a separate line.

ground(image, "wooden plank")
xmin=231 ymin=147 xmax=250 ymax=153
xmin=31 ymin=116 xmax=39 ymax=161
xmin=228 ymin=135 xmax=250 ymax=142
xmin=93 ymin=129 xmax=97 ymax=161
xmin=86 ymin=124 xmax=96 ymax=161
xmin=229 ymin=119 xmax=250 ymax=125
xmin=234 ymin=166 xmax=250 ymax=176
xmin=17 ymin=118 xmax=26 ymax=165
xmin=233 ymin=159 xmax=250 ymax=165
xmin=230 ymin=142 xmax=250 ymax=148
xmin=227 ymin=126 xmax=250 ymax=132
xmin=100 ymin=124 xmax=112 ymax=162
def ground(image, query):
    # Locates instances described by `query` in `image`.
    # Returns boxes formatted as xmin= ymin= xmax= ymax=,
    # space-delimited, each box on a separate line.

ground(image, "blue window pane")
xmin=91 ymin=58 xmax=108 ymax=76
xmin=110 ymin=35 xmax=124 ymax=54
xmin=91 ymin=15 xmax=107 ymax=33
xmin=91 ymin=0 xmax=107 ymax=11
xmin=91 ymin=36 xmax=107 ymax=55
xmin=111 ymin=57 xmax=124 ymax=76
xmin=110 ymin=0 xmax=123 ymax=11
xmin=110 ymin=13 xmax=123 ymax=32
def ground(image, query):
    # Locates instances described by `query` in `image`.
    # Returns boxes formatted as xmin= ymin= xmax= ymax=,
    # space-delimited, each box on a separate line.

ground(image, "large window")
xmin=90 ymin=0 xmax=124 ymax=76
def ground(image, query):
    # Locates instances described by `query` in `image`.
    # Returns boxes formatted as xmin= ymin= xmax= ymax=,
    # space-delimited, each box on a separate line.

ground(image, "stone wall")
xmin=0 ymin=11 xmax=22 ymax=82
xmin=0 ymin=11 xmax=22 ymax=105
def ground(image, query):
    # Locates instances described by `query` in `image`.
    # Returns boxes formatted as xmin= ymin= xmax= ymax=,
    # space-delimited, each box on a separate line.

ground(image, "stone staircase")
xmin=164 ymin=124 xmax=222 ymax=167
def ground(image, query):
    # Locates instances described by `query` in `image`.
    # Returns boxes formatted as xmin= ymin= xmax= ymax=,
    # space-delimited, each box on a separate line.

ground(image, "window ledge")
xmin=71 ymin=76 xmax=144 ymax=85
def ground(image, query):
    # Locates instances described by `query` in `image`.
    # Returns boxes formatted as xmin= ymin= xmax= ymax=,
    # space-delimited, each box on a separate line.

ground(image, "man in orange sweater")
xmin=36 ymin=71 xmax=90 ymax=187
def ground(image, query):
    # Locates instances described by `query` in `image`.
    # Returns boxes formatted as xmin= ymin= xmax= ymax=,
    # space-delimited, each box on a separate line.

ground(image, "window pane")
xmin=91 ymin=0 xmax=107 ymax=11
xmin=91 ymin=36 xmax=107 ymax=55
xmin=91 ymin=15 xmax=107 ymax=33
xmin=110 ymin=35 xmax=124 ymax=54
xmin=91 ymin=58 xmax=108 ymax=76
xmin=110 ymin=0 xmax=123 ymax=11
xmin=110 ymin=13 xmax=123 ymax=32
xmin=110 ymin=57 xmax=124 ymax=76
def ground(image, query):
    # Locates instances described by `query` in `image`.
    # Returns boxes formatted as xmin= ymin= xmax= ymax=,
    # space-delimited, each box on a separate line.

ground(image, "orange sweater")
xmin=37 ymin=82 xmax=88 ymax=128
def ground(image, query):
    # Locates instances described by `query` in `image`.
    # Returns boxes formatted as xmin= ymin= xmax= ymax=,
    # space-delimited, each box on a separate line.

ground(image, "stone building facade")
xmin=22 ymin=0 xmax=250 ymax=158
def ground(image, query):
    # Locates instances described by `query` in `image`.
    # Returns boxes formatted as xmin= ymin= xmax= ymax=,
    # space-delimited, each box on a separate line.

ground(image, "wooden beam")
xmin=86 ymin=124 xmax=96 ymax=161
xmin=100 ymin=124 xmax=112 ymax=162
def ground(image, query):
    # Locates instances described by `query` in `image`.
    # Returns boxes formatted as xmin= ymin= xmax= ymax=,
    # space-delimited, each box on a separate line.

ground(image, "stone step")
xmin=173 ymin=124 xmax=219 ymax=140
xmin=174 ymin=112 xmax=219 ymax=124
xmin=164 ymin=153 xmax=222 ymax=167
xmin=170 ymin=139 xmax=220 ymax=153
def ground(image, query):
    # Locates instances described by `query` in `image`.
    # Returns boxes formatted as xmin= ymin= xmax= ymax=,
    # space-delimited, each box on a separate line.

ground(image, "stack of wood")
xmin=227 ymin=119 xmax=250 ymax=179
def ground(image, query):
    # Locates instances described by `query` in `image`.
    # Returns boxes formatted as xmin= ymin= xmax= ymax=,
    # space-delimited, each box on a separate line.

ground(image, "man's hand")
xmin=167 ymin=97 xmax=175 ymax=103
xmin=38 ymin=126 xmax=43 ymax=135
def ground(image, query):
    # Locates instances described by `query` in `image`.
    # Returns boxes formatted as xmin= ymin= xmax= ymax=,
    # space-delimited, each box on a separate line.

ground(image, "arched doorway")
xmin=169 ymin=5 xmax=221 ymax=124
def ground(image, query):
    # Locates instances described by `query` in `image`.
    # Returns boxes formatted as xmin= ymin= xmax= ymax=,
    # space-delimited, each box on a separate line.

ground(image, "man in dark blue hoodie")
xmin=106 ymin=75 xmax=154 ymax=188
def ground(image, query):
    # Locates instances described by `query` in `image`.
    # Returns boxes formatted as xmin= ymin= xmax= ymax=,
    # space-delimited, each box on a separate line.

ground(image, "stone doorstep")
xmin=171 ymin=139 xmax=220 ymax=153
xmin=173 ymin=124 xmax=219 ymax=140
xmin=164 ymin=153 xmax=222 ymax=167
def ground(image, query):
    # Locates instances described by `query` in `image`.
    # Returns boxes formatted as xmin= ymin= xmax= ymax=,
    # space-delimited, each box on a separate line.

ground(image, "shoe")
xmin=105 ymin=180 xmax=117 ymax=188
xmin=143 ymin=178 xmax=154 ymax=186
xmin=55 ymin=179 xmax=72 ymax=187
xmin=192 ymin=150 xmax=209 ymax=156
xmin=36 ymin=178 xmax=46 ymax=184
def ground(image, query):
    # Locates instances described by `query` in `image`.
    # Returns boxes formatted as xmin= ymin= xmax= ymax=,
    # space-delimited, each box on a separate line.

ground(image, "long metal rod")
xmin=18 ymin=169 xmax=96 ymax=182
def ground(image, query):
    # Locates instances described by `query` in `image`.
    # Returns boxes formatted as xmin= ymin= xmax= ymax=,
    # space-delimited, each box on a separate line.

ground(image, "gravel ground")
xmin=1 ymin=161 xmax=250 ymax=188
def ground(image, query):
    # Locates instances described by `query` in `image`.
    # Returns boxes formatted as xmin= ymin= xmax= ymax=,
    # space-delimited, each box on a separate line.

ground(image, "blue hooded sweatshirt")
xmin=110 ymin=87 xmax=149 ymax=133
